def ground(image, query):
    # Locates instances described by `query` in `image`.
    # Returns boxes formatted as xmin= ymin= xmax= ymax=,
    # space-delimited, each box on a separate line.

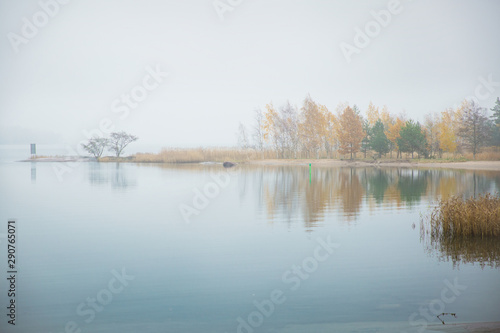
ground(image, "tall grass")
xmin=133 ymin=148 xmax=276 ymax=163
xmin=429 ymin=193 xmax=500 ymax=238
xmin=463 ymin=151 xmax=500 ymax=161
xmin=133 ymin=147 xmax=500 ymax=163
xmin=421 ymin=193 xmax=500 ymax=267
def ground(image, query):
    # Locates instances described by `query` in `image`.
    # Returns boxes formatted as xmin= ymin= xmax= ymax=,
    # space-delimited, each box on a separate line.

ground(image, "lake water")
xmin=0 ymin=146 xmax=499 ymax=333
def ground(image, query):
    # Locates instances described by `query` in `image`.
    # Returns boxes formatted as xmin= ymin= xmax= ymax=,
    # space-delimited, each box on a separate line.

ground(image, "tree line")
xmin=237 ymin=96 xmax=500 ymax=160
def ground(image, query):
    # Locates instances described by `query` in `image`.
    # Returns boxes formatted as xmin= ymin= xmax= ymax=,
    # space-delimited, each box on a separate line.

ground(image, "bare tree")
xmin=279 ymin=101 xmax=300 ymax=158
xmin=458 ymin=100 xmax=491 ymax=159
xmin=252 ymin=108 xmax=265 ymax=153
xmin=109 ymin=131 xmax=138 ymax=157
xmin=424 ymin=112 xmax=439 ymax=158
xmin=81 ymin=137 xmax=109 ymax=160
xmin=262 ymin=102 xmax=300 ymax=158
xmin=237 ymin=123 xmax=250 ymax=149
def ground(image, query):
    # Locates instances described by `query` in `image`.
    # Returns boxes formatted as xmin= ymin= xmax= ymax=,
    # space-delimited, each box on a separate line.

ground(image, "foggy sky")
xmin=1 ymin=0 xmax=499 ymax=149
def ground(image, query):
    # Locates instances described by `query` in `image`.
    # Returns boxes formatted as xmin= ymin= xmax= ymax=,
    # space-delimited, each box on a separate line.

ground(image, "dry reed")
xmin=133 ymin=148 xmax=276 ymax=163
xmin=421 ymin=193 xmax=500 ymax=267
xmin=463 ymin=151 xmax=500 ymax=161
xmin=429 ymin=193 xmax=500 ymax=239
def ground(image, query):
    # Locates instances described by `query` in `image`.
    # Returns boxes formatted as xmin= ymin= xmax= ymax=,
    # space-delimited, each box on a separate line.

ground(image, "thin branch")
xmin=437 ymin=312 xmax=457 ymax=325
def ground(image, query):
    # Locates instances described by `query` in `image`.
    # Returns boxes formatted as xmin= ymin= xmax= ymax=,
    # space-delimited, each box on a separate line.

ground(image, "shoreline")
xmin=426 ymin=321 xmax=500 ymax=332
xmin=18 ymin=157 xmax=500 ymax=171
xmin=282 ymin=321 xmax=500 ymax=333
xmin=243 ymin=159 xmax=500 ymax=171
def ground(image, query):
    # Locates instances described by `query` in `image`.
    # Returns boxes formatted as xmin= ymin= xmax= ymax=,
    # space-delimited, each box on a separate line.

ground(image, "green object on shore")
xmin=309 ymin=163 xmax=311 ymax=183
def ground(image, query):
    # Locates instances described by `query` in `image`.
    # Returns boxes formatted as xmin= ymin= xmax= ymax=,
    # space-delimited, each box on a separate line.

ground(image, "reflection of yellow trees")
xmin=336 ymin=168 xmax=364 ymax=220
xmin=437 ymin=176 xmax=457 ymax=199
xmin=261 ymin=167 xmax=302 ymax=223
xmin=142 ymin=164 xmax=499 ymax=230
xmin=385 ymin=184 xmax=404 ymax=209
xmin=264 ymin=185 xmax=276 ymax=222
xmin=302 ymin=169 xmax=330 ymax=230
xmin=258 ymin=166 xmax=366 ymax=228
xmin=256 ymin=166 xmax=500 ymax=227
xmin=259 ymin=167 xmax=365 ymax=225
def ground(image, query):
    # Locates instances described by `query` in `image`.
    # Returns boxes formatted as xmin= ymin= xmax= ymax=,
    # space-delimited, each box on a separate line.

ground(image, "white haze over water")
xmin=0 ymin=0 xmax=499 ymax=149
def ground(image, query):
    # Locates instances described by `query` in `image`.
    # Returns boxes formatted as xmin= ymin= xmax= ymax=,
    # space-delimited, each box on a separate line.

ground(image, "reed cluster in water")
xmin=422 ymin=193 xmax=500 ymax=267
xmin=429 ymin=193 xmax=500 ymax=238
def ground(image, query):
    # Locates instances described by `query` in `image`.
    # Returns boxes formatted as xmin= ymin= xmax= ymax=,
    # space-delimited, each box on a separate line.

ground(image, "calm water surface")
xmin=0 ymin=146 xmax=499 ymax=333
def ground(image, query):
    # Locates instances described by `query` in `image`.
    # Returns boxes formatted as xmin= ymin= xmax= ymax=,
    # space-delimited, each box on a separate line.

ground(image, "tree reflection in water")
xmin=87 ymin=162 xmax=136 ymax=190
xmin=255 ymin=166 xmax=499 ymax=227
xmin=123 ymin=163 xmax=500 ymax=267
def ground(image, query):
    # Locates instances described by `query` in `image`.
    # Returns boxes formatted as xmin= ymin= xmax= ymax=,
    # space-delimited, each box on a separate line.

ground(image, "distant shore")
xmin=19 ymin=156 xmax=500 ymax=171
xmin=244 ymin=159 xmax=500 ymax=171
